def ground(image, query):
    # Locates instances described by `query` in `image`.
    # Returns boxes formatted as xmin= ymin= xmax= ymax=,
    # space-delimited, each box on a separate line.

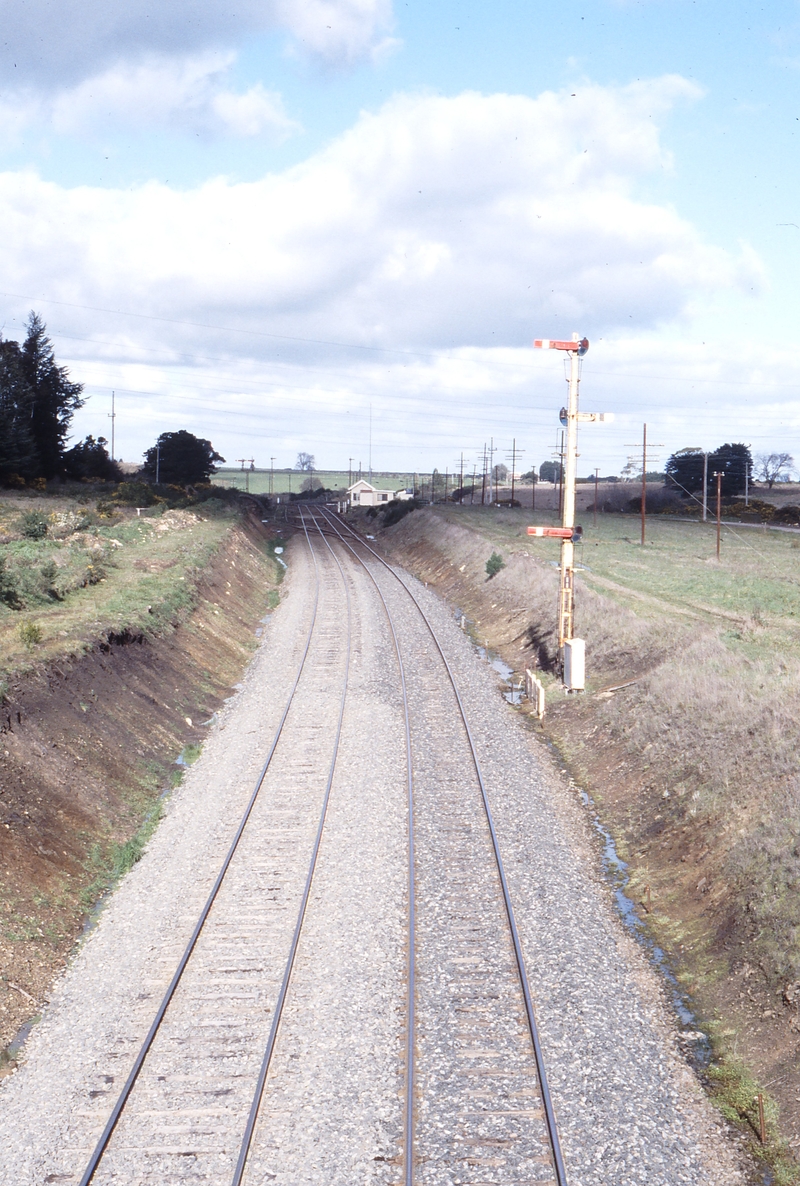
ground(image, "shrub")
xmin=18 ymin=620 xmax=43 ymax=647
xmin=112 ymin=481 xmax=161 ymax=507
xmin=382 ymin=498 xmax=423 ymax=528
xmin=18 ymin=510 xmax=49 ymax=539
xmin=0 ymin=556 xmax=19 ymax=607
xmin=485 ymin=551 xmax=505 ymax=579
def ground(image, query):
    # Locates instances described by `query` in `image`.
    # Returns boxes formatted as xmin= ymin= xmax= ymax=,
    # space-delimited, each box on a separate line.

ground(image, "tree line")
xmin=0 ymin=314 xmax=225 ymax=487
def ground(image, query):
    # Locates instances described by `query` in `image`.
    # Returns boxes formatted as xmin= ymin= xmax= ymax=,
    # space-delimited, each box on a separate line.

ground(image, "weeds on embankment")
xmin=0 ymin=496 xmax=245 ymax=677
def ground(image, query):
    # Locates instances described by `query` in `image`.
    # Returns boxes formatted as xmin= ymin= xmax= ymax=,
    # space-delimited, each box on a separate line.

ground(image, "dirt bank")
xmin=380 ymin=507 xmax=800 ymax=1179
xmin=0 ymin=514 xmax=280 ymax=1063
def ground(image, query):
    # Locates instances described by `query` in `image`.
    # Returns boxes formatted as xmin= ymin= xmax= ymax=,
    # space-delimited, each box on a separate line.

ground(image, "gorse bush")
xmin=18 ymin=509 xmax=48 ymax=539
xmin=0 ymin=536 xmax=112 ymax=611
xmin=382 ymin=498 xmax=423 ymax=528
xmin=18 ymin=620 xmax=42 ymax=647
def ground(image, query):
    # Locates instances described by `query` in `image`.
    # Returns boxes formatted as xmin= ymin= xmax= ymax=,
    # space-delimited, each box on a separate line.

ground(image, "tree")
xmin=142 ymin=430 xmax=224 ymax=485
xmin=62 ymin=435 xmax=122 ymax=482
xmin=667 ymin=443 xmax=753 ymax=499
xmin=755 ymin=452 xmax=794 ymax=488
xmin=520 ymin=470 xmax=538 ymax=483
xmin=665 ymin=448 xmax=705 ymax=496
xmin=492 ymin=463 xmax=509 ymax=481
xmin=539 ymin=460 xmax=562 ymax=484
xmin=295 ymin=452 xmax=315 ymax=471
xmin=19 ymin=313 xmax=84 ymax=479
xmin=0 ymin=337 xmax=37 ymax=481
xmin=708 ymin=443 xmax=752 ymax=498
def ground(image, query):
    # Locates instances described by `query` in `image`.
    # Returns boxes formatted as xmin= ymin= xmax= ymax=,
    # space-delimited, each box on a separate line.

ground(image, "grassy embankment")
xmin=382 ymin=503 xmax=800 ymax=1181
xmin=0 ymin=490 xmax=284 ymax=1063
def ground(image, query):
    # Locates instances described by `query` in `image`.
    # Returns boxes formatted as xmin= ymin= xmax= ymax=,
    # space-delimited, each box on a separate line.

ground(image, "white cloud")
xmin=44 ymin=54 xmax=299 ymax=140
xmin=274 ymin=0 xmax=399 ymax=65
xmin=0 ymin=81 xmax=757 ymax=345
xmin=0 ymin=0 xmax=396 ymax=88
xmin=0 ymin=78 xmax=773 ymax=467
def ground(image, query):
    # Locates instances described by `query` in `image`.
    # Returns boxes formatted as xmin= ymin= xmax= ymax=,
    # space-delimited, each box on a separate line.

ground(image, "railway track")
xmin=75 ymin=509 xmax=357 ymax=1184
xmin=24 ymin=506 xmax=567 ymax=1185
xmin=313 ymin=506 xmax=567 ymax=1186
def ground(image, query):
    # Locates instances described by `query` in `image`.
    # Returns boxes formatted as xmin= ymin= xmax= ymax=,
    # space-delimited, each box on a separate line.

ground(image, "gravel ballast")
xmin=0 ymin=522 xmax=748 ymax=1184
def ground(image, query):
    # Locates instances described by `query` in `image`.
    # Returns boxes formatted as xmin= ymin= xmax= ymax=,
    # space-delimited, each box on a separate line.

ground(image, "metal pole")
xmin=270 ymin=457 xmax=275 ymax=496
xmin=110 ymin=391 xmax=115 ymax=462
xmin=641 ymin=423 xmax=647 ymax=546
xmin=558 ymin=343 xmax=580 ymax=666
xmin=745 ymin=459 xmax=749 ymax=506
xmin=716 ymin=472 xmax=722 ymax=560
xmin=594 ymin=467 xmax=599 ymax=528
xmin=510 ymin=438 xmax=516 ymax=505
xmin=156 ymin=442 xmax=160 ymax=485
xmin=349 ymin=458 xmax=353 ymax=489
xmin=444 ymin=470 xmax=448 ymax=503
xmin=532 ymin=466 xmax=536 ymax=511
xmin=702 ymin=452 xmax=708 ymax=521
xmin=557 ymin=431 xmax=565 ymax=517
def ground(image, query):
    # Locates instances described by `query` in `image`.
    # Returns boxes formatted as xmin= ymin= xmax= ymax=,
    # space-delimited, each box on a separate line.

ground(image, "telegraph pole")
xmin=715 ymin=471 xmax=722 ymax=559
xmin=237 ymin=458 xmax=255 ymax=494
xmin=480 ymin=444 xmax=487 ymax=505
xmin=270 ymin=457 xmax=275 ymax=496
xmin=108 ymin=391 xmax=116 ymax=462
xmin=506 ymin=438 xmax=524 ymax=506
xmin=702 ymin=452 xmax=709 ymax=521
xmin=641 ymin=425 xmax=647 ymax=545
xmin=348 ymin=458 xmax=353 ymax=489
xmin=594 ymin=468 xmax=599 ymax=528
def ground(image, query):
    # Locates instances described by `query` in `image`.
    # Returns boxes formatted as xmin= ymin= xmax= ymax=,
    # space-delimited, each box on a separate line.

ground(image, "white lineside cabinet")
xmin=564 ymin=638 xmax=585 ymax=691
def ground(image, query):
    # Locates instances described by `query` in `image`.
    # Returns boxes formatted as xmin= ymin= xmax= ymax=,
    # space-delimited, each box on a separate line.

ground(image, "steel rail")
xmin=79 ymin=513 xmax=327 ymax=1186
xmin=320 ymin=506 xmax=569 ymax=1186
xmin=303 ymin=508 xmax=417 ymax=1186
xmin=230 ymin=507 xmax=353 ymax=1184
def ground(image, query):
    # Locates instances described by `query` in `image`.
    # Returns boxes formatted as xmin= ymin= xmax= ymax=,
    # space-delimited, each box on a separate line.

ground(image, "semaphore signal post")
xmin=528 ymin=333 xmax=611 ymax=691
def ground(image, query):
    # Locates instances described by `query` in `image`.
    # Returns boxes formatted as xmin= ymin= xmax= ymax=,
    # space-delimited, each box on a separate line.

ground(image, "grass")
xmin=0 ymin=496 xmax=240 ymax=677
xmin=212 ymin=468 xmax=413 ymax=495
xmin=79 ymin=801 xmax=165 ymax=910
xmin=430 ymin=506 xmax=800 ymax=980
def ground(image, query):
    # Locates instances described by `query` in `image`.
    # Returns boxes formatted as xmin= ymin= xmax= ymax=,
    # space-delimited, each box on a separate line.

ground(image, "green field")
xmin=213 ymin=468 xmax=415 ymax=495
xmin=436 ymin=503 xmax=800 ymax=628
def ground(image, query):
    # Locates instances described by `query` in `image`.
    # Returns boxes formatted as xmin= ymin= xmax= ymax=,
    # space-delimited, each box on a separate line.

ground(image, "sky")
xmin=2 ymin=0 xmax=800 ymax=479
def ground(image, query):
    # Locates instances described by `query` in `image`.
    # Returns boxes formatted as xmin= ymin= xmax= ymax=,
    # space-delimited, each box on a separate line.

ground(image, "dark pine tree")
xmin=62 ymin=435 xmax=123 ymax=482
xmin=0 ymin=337 xmax=37 ymax=481
xmin=19 ymin=313 xmax=84 ymax=479
xmin=142 ymin=430 xmax=225 ymax=486
xmin=708 ymin=443 xmax=752 ymax=498
xmin=665 ymin=448 xmax=706 ymax=496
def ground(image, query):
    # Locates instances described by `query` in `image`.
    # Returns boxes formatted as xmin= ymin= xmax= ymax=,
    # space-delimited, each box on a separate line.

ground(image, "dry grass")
xmin=387 ymin=505 xmax=800 ymax=988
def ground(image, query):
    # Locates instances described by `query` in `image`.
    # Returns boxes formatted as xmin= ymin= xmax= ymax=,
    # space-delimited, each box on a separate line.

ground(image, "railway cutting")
xmin=0 ymin=512 xmax=746 ymax=1186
